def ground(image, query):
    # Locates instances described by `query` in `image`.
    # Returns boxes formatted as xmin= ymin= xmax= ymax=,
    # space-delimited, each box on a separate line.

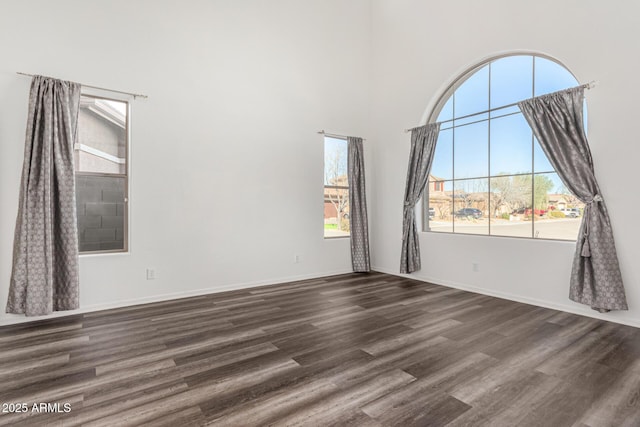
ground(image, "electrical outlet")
xmin=294 ymin=255 xmax=300 ymax=264
xmin=472 ymin=263 xmax=479 ymax=272
xmin=146 ymin=268 xmax=156 ymax=280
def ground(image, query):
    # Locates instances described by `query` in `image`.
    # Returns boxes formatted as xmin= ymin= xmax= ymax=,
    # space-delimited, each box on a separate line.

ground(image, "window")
xmin=324 ymin=136 xmax=349 ymax=238
xmin=426 ymin=54 xmax=584 ymax=241
xmin=74 ymin=95 xmax=129 ymax=253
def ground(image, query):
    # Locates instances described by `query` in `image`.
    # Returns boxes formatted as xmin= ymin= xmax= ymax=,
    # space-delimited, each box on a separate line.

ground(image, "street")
xmin=428 ymin=218 xmax=581 ymax=240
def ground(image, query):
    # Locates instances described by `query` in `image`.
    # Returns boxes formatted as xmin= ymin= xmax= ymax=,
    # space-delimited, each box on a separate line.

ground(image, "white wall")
xmin=0 ymin=0 xmax=372 ymax=325
xmin=369 ymin=1 xmax=640 ymax=326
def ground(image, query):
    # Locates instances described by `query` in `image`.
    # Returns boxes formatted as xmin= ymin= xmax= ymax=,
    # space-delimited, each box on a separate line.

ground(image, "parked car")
xmin=455 ymin=208 xmax=482 ymax=219
xmin=561 ymin=208 xmax=580 ymax=218
xmin=512 ymin=208 xmax=547 ymax=217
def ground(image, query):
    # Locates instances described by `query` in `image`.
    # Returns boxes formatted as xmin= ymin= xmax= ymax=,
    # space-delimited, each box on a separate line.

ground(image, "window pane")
xmin=490 ymin=55 xmax=533 ymax=109
xmin=76 ymin=175 xmax=126 ymax=252
xmin=534 ymin=57 xmax=579 ymax=97
xmin=324 ymin=187 xmax=349 ymax=238
xmin=490 ymin=105 xmax=520 ymax=119
xmin=428 ymin=180 xmax=453 ymax=233
xmin=489 ymin=175 xmax=533 ymax=238
xmin=76 ymin=98 xmax=127 ymax=174
xmin=437 ymin=96 xmax=453 ymax=122
xmin=454 ymin=64 xmax=489 ymax=118
xmin=430 ymin=128 xmax=453 ymax=180
xmin=75 ymin=95 xmax=129 ymax=254
xmin=453 ymin=178 xmax=488 ymax=235
xmin=454 ymin=112 xmax=488 ymax=127
xmin=490 ymin=113 xmax=532 ymax=176
xmin=454 ymin=121 xmax=488 ymax=179
xmin=324 ymin=136 xmax=349 ymax=238
xmin=533 ymin=173 xmax=580 ymax=240
xmin=324 ymin=137 xmax=348 ymax=186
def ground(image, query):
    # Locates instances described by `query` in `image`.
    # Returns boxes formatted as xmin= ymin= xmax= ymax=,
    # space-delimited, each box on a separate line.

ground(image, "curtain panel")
xmin=6 ymin=76 xmax=82 ymax=316
xmin=518 ymin=87 xmax=627 ymax=312
xmin=400 ymin=123 xmax=441 ymax=274
xmin=347 ymin=137 xmax=370 ymax=272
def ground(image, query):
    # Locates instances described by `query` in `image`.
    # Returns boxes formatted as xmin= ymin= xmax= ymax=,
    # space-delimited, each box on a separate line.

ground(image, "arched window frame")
xmin=423 ymin=53 xmax=585 ymax=240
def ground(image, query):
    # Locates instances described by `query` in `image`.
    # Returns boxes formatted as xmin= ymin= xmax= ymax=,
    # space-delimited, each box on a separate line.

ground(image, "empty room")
xmin=1 ymin=1 xmax=639 ymax=426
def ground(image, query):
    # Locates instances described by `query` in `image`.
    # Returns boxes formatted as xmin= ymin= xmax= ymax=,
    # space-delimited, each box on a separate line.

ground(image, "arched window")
xmin=426 ymin=54 xmax=584 ymax=240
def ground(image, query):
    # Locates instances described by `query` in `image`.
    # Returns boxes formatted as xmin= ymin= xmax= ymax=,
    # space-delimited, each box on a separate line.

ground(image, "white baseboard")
xmin=5 ymin=266 xmax=637 ymax=329
xmin=0 ymin=268 xmax=353 ymax=326
xmin=372 ymin=265 xmax=640 ymax=329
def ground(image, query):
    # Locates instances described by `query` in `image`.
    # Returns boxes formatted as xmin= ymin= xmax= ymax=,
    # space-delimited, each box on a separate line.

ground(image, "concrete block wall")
xmin=76 ymin=175 xmax=125 ymax=252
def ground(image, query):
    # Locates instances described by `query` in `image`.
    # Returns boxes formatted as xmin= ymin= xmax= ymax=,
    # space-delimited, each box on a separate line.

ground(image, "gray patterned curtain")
xmin=518 ymin=87 xmax=627 ymax=312
xmin=400 ymin=123 xmax=441 ymax=274
xmin=6 ymin=76 xmax=82 ymax=316
xmin=347 ymin=137 xmax=370 ymax=272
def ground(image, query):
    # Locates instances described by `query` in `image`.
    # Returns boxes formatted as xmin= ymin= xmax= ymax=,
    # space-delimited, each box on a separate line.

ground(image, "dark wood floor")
xmin=1 ymin=272 xmax=639 ymax=426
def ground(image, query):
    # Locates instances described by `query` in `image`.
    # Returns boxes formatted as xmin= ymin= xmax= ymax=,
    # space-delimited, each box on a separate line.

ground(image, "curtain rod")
xmin=317 ymin=130 xmax=366 ymax=141
xmin=404 ymin=81 xmax=596 ymax=133
xmin=16 ymin=72 xmax=148 ymax=100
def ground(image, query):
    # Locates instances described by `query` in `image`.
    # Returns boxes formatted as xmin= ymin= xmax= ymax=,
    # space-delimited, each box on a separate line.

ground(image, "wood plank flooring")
xmin=1 ymin=272 xmax=640 ymax=426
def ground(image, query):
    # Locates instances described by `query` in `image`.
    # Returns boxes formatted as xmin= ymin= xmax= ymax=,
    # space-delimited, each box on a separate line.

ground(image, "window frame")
xmin=323 ymin=136 xmax=350 ymax=239
xmin=423 ymin=53 xmax=582 ymax=242
xmin=76 ymin=93 xmax=130 ymax=255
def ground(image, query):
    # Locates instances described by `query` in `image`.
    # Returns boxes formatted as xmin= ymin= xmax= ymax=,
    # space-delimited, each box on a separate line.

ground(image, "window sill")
xmin=80 ymin=250 xmax=129 ymax=257
xmin=421 ymin=230 xmax=576 ymax=243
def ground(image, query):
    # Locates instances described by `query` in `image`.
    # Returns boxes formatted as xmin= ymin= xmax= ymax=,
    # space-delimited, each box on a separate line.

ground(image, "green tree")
xmin=533 ymin=175 xmax=554 ymax=210
xmin=490 ymin=175 xmax=528 ymax=216
xmin=512 ymin=174 xmax=554 ymax=210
